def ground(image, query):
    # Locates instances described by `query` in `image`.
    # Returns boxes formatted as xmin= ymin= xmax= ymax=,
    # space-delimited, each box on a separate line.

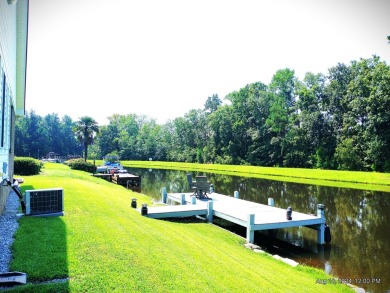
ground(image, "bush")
xmin=65 ymin=158 xmax=96 ymax=173
xmin=14 ymin=157 xmax=43 ymax=175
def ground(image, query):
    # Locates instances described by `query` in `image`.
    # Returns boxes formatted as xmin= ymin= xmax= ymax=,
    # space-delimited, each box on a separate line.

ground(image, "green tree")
xmin=266 ymin=69 xmax=297 ymax=166
xmin=324 ymin=56 xmax=390 ymax=171
xmin=60 ymin=115 xmax=83 ymax=157
xmin=15 ymin=112 xmax=82 ymax=158
xmin=73 ymin=116 xmax=99 ymax=161
xmin=15 ymin=113 xmax=29 ymax=156
xmin=208 ymin=105 xmax=234 ymax=164
xmin=224 ymin=82 xmax=268 ymax=164
xmin=169 ymin=110 xmax=207 ymax=162
xmin=294 ymin=72 xmax=336 ymax=168
xmin=43 ymin=113 xmax=62 ymax=155
xmin=19 ymin=111 xmax=48 ymax=158
xmin=204 ymin=94 xmax=222 ymax=113
xmin=324 ymin=62 xmax=353 ymax=137
xmin=346 ymin=56 xmax=390 ymax=171
xmin=334 ymin=138 xmax=361 ymax=170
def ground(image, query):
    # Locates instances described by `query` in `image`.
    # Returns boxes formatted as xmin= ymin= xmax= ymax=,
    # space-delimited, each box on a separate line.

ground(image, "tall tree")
xmin=73 ymin=116 xmax=99 ymax=161
xmin=60 ymin=115 xmax=82 ymax=157
xmin=294 ymin=72 xmax=336 ymax=168
xmin=204 ymin=94 xmax=222 ymax=114
xmin=266 ymin=69 xmax=297 ymax=166
xmin=43 ymin=113 xmax=62 ymax=154
xmin=208 ymin=105 xmax=234 ymax=164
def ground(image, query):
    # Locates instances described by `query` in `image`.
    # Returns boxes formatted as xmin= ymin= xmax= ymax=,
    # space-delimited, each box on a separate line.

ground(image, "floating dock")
xmin=142 ymin=189 xmax=327 ymax=244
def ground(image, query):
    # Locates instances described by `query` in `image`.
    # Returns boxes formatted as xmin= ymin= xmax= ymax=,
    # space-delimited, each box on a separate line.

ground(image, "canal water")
xmin=124 ymin=167 xmax=389 ymax=293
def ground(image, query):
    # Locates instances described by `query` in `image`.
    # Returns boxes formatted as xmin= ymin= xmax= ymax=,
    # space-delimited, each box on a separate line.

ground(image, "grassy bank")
xmin=114 ymin=161 xmax=390 ymax=192
xmin=8 ymin=163 xmax=352 ymax=292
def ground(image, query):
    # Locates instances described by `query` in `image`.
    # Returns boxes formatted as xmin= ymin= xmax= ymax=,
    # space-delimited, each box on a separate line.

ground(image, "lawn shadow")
xmin=161 ymin=216 xmax=208 ymax=224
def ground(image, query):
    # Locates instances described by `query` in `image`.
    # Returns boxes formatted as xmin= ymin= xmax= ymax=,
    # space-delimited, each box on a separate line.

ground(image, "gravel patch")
xmin=0 ymin=191 xmax=20 ymax=273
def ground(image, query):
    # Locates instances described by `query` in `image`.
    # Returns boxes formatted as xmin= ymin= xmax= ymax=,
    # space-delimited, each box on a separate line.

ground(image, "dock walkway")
xmin=143 ymin=189 xmax=327 ymax=244
xmin=93 ymin=173 xmax=141 ymax=187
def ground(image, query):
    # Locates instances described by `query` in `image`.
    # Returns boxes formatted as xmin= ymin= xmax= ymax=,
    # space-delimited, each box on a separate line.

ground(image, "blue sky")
xmin=26 ymin=0 xmax=390 ymax=125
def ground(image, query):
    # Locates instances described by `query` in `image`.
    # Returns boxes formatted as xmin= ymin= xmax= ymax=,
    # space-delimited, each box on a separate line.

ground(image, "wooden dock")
xmin=93 ymin=173 xmax=141 ymax=187
xmin=142 ymin=189 xmax=327 ymax=244
xmin=112 ymin=173 xmax=141 ymax=187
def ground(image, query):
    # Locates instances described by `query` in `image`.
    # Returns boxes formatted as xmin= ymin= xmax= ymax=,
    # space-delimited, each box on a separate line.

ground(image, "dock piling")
xmin=317 ymin=204 xmax=325 ymax=218
xmin=268 ymin=198 xmax=275 ymax=207
xmin=207 ymin=201 xmax=213 ymax=222
xmin=180 ymin=194 xmax=186 ymax=205
xmin=161 ymin=187 xmax=167 ymax=204
xmin=246 ymin=214 xmax=255 ymax=243
xmin=234 ymin=191 xmax=239 ymax=199
xmin=191 ymin=196 xmax=196 ymax=205
xmin=316 ymin=204 xmax=326 ymax=244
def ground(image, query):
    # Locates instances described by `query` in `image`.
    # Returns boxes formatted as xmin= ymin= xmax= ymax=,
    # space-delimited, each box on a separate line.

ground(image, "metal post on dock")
xmin=317 ymin=204 xmax=325 ymax=219
xmin=246 ymin=214 xmax=255 ymax=243
xmin=234 ymin=191 xmax=239 ymax=199
xmin=267 ymin=198 xmax=276 ymax=237
xmin=207 ymin=201 xmax=213 ymax=222
xmin=317 ymin=204 xmax=325 ymax=245
xmin=191 ymin=196 xmax=196 ymax=205
xmin=161 ymin=187 xmax=167 ymax=204
xmin=180 ymin=194 xmax=186 ymax=205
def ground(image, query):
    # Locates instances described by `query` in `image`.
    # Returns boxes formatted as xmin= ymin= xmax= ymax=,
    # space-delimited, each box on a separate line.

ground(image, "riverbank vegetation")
xmin=16 ymin=56 xmax=390 ymax=173
xmin=8 ymin=163 xmax=352 ymax=292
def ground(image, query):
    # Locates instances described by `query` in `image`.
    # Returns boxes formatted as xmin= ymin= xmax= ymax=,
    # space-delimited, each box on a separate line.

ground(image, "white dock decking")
xmin=142 ymin=189 xmax=326 ymax=244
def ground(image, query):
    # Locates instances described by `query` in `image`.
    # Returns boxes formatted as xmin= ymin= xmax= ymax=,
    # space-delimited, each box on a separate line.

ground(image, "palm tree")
xmin=73 ymin=116 xmax=99 ymax=161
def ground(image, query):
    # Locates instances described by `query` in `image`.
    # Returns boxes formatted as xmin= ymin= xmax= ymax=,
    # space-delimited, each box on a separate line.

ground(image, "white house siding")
xmin=0 ymin=1 xmax=17 ymax=95
xmin=0 ymin=0 xmax=28 ymax=214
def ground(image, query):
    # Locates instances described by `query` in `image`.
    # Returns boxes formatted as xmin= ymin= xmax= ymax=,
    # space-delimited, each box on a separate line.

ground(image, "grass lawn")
xmin=7 ymin=163 xmax=353 ymax=292
xmin=115 ymin=160 xmax=390 ymax=192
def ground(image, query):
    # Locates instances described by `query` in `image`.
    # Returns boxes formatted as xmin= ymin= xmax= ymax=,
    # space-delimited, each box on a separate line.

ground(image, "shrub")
xmin=65 ymin=158 xmax=96 ymax=173
xmin=14 ymin=157 xmax=43 ymax=175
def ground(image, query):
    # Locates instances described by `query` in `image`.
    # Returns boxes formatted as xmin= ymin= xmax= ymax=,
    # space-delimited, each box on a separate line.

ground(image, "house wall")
xmin=0 ymin=0 xmax=28 ymax=214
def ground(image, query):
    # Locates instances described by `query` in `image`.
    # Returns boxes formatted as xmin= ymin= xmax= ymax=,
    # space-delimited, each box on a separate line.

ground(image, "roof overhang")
xmin=15 ymin=0 xmax=29 ymax=116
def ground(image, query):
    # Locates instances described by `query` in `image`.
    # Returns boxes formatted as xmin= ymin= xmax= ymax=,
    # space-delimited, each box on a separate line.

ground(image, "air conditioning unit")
xmin=24 ymin=188 xmax=64 ymax=216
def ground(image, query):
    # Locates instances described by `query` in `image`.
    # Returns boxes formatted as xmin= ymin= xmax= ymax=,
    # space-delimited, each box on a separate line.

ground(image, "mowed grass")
xmin=116 ymin=161 xmax=390 ymax=192
xmin=8 ymin=163 xmax=352 ymax=292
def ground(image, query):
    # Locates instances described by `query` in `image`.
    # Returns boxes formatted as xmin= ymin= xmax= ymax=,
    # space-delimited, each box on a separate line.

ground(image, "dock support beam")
xmin=316 ymin=204 xmax=326 ymax=245
xmin=161 ymin=187 xmax=167 ymax=204
xmin=234 ymin=191 xmax=239 ymax=198
xmin=207 ymin=201 xmax=213 ymax=222
xmin=246 ymin=214 xmax=255 ymax=243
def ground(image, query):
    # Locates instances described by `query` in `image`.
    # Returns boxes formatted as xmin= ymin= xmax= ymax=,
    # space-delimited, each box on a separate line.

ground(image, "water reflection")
xmin=125 ymin=167 xmax=390 ymax=293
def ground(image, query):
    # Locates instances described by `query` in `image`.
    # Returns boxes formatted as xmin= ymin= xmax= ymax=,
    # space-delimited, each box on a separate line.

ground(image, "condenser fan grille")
xmin=24 ymin=188 xmax=64 ymax=216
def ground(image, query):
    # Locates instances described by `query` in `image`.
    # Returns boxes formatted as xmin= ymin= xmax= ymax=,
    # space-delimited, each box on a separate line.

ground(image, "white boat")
xmin=96 ymin=156 xmax=125 ymax=173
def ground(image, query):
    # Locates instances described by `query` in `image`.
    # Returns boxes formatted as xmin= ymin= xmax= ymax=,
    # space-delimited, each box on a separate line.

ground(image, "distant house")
xmin=0 ymin=0 xmax=29 ymax=213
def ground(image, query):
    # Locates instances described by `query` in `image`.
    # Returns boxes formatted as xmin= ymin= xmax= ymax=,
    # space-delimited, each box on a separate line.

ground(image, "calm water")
xmin=125 ymin=167 xmax=390 ymax=293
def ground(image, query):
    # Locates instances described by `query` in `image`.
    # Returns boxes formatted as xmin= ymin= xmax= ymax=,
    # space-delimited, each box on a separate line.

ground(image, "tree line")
xmin=16 ymin=56 xmax=390 ymax=172
xmin=15 ymin=113 xmax=82 ymax=159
